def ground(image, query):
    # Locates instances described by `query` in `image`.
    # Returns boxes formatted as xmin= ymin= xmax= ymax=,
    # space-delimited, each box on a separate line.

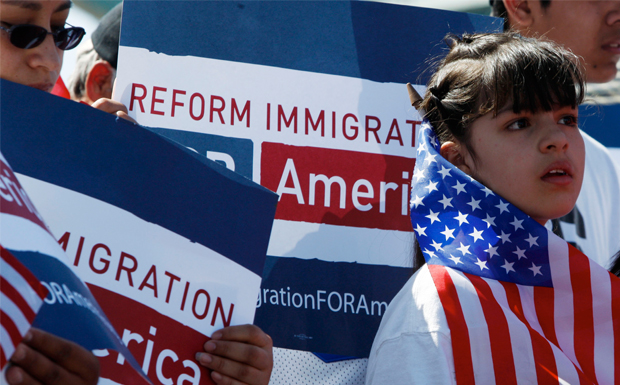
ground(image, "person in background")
xmin=67 ymin=2 xmax=119 ymax=106
xmin=489 ymin=0 xmax=620 ymax=269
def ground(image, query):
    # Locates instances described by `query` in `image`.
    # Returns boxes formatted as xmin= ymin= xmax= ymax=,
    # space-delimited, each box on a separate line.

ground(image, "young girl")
xmin=366 ymin=32 xmax=620 ymax=384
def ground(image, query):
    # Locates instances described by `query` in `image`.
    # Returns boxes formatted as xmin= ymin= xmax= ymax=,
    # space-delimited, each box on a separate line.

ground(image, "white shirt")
xmin=365 ymin=265 xmax=454 ymax=385
xmin=559 ymin=131 xmax=620 ymax=268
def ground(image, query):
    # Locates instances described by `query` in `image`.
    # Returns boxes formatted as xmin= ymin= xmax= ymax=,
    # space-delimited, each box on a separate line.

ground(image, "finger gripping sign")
xmin=1 ymin=79 xmax=278 ymax=384
xmin=113 ymin=0 xmax=501 ymax=358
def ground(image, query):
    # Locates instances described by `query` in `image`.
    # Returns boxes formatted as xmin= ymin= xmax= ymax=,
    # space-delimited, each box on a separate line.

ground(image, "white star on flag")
xmin=412 ymin=167 xmax=425 ymax=182
xmin=426 ymin=209 xmax=441 ymax=224
xmin=456 ymin=242 xmax=471 ymax=256
xmin=513 ymin=246 xmax=527 ymax=259
xmin=423 ymin=249 xmax=437 ymax=259
xmin=510 ymin=216 xmax=524 ymax=231
xmin=482 ymin=214 xmax=496 ymax=228
xmin=454 ymin=211 xmax=469 ymax=226
xmin=484 ymin=243 xmax=499 ymax=258
xmin=414 ymin=224 xmax=427 ymax=237
xmin=425 ymin=152 xmax=437 ymax=164
xmin=525 ymin=233 xmax=539 ymax=247
xmin=467 ymin=197 xmax=481 ymax=212
xmin=481 ymin=186 xmax=494 ymax=197
xmin=437 ymin=165 xmax=451 ymax=179
xmin=441 ymin=226 xmax=456 ymax=240
xmin=417 ymin=141 xmax=427 ymax=154
xmin=501 ymin=259 xmax=516 ymax=273
xmin=529 ymin=263 xmax=542 ymax=276
xmin=449 ymin=255 xmax=463 ymax=265
xmin=425 ymin=180 xmax=439 ymax=193
xmin=452 ymin=181 xmax=467 ymax=195
xmin=496 ymin=200 xmax=510 ymax=214
xmin=430 ymin=239 xmax=444 ymax=251
xmin=438 ymin=195 xmax=453 ymax=209
xmin=411 ymin=195 xmax=424 ymax=208
xmin=475 ymin=258 xmax=489 ymax=270
xmin=497 ymin=230 xmax=512 ymax=244
xmin=469 ymin=227 xmax=484 ymax=243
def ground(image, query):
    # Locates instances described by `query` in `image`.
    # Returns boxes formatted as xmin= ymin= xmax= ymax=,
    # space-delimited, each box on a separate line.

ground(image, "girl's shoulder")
xmin=373 ymin=265 xmax=450 ymax=343
xmin=366 ymin=265 xmax=457 ymax=385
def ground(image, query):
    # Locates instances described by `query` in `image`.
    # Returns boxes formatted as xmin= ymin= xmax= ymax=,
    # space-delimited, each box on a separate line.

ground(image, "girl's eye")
xmin=558 ymin=115 xmax=578 ymax=127
xmin=506 ymin=118 xmax=529 ymax=131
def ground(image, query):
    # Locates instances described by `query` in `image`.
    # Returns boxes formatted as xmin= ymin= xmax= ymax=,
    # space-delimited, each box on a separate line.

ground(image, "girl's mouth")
xmin=546 ymin=169 xmax=567 ymax=176
xmin=541 ymin=168 xmax=572 ymax=185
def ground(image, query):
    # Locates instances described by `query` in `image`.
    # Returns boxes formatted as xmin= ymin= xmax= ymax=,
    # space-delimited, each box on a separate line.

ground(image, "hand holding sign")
xmin=91 ymin=97 xmax=137 ymax=124
xmin=196 ymin=325 xmax=273 ymax=385
xmin=5 ymin=328 xmax=99 ymax=385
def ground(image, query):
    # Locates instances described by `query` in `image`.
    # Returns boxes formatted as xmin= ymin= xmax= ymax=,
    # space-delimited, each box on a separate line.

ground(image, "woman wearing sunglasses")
xmin=1 ymin=1 xmax=105 ymax=385
xmin=0 ymin=0 xmax=131 ymax=119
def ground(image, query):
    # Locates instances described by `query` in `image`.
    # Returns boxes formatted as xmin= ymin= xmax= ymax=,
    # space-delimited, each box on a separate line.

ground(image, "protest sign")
xmin=1 ymin=79 xmax=278 ymax=384
xmin=114 ymin=0 xmax=501 ymax=358
xmin=0 ymin=150 xmax=147 ymax=382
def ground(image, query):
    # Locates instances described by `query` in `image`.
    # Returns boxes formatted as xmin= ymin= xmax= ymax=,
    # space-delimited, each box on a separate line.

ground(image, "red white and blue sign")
xmin=0 ymin=149 xmax=147 ymax=382
xmin=113 ymin=0 xmax=501 ymax=358
xmin=1 ymin=79 xmax=278 ymax=384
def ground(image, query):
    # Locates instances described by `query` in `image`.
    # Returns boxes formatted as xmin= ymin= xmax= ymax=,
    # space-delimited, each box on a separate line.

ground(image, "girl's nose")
xmin=540 ymin=121 xmax=569 ymax=153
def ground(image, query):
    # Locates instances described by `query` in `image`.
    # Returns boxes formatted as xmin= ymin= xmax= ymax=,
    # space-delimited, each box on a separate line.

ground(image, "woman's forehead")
xmin=0 ymin=0 xmax=71 ymax=13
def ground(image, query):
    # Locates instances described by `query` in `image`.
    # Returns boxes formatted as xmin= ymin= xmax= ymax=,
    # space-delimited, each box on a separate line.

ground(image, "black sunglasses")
xmin=0 ymin=23 xmax=85 ymax=50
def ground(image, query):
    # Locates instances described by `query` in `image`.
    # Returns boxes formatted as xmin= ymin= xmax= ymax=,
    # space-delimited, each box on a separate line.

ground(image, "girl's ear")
xmin=504 ymin=0 xmax=535 ymax=29
xmin=440 ymin=141 xmax=473 ymax=175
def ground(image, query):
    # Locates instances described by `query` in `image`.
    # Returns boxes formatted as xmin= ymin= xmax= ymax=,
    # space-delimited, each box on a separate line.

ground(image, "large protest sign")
xmin=1 ymin=79 xmax=278 ymax=384
xmin=0 ymin=150 xmax=147 ymax=382
xmin=114 ymin=0 xmax=501 ymax=358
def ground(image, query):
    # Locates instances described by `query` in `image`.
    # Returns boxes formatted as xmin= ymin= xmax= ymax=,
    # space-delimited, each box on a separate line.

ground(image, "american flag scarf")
xmin=411 ymin=122 xmax=620 ymax=384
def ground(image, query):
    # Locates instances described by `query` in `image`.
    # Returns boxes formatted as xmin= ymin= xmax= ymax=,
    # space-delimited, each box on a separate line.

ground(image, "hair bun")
xmin=429 ymin=85 xmax=443 ymax=101
xmin=461 ymin=35 xmax=475 ymax=44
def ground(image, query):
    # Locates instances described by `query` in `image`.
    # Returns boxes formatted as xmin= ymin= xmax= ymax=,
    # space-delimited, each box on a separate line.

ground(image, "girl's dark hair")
xmin=411 ymin=32 xmax=585 ymax=273
xmin=420 ymin=32 xmax=585 ymax=160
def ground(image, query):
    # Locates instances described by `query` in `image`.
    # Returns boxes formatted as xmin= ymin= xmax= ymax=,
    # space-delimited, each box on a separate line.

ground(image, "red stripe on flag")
xmin=533 ymin=286 xmax=559 ymax=347
xmin=0 ymin=344 xmax=6 ymax=370
xmin=467 ymin=274 xmax=517 ymax=384
xmin=428 ymin=264 xmax=475 ymax=384
xmin=0 ymin=246 xmax=47 ymax=299
xmin=610 ymin=270 xmax=620 ymax=385
xmin=568 ymin=247 xmax=595 ymax=381
xmin=500 ymin=282 xmax=559 ymax=385
xmin=0 ymin=277 xmax=36 ymax=323
xmin=0 ymin=309 xmax=23 ymax=349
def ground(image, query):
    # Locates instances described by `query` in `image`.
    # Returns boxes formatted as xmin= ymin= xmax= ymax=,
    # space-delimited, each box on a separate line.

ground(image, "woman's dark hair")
xmin=411 ymin=32 xmax=586 ymax=273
